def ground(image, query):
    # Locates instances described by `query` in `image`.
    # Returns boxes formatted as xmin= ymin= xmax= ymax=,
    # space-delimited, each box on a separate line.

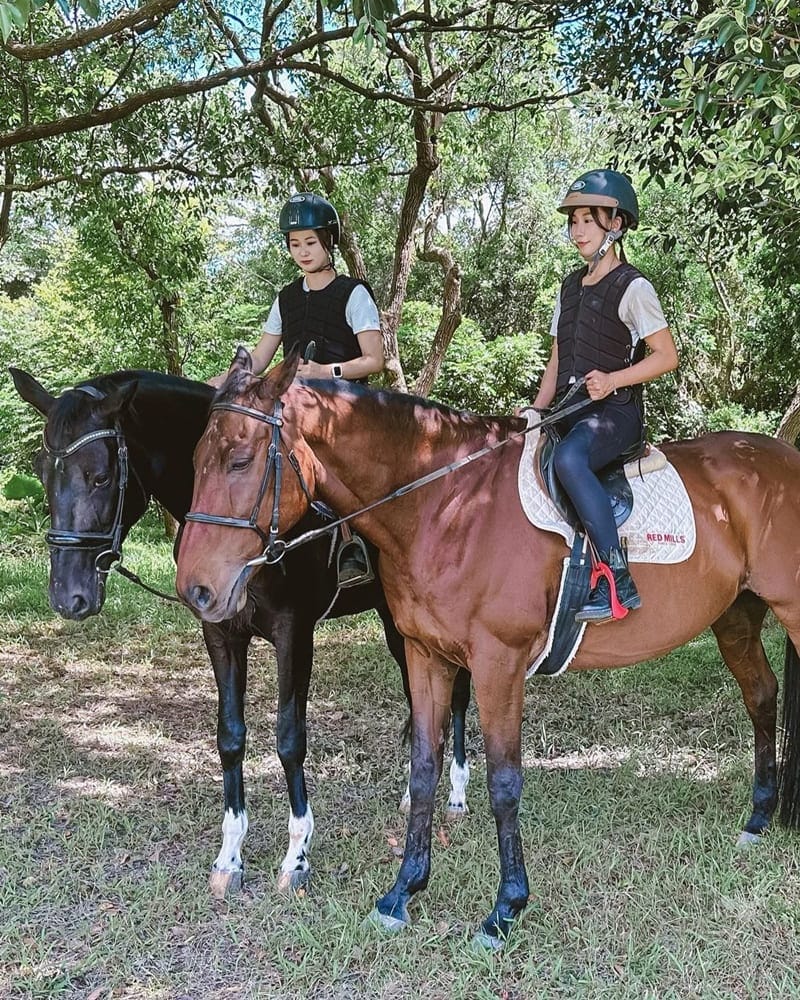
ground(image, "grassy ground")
xmin=2 ymin=536 xmax=800 ymax=999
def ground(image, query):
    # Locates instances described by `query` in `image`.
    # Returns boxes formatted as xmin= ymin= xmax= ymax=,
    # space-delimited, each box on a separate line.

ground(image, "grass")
xmin=2 ymin=537 xmax=800 ymax=998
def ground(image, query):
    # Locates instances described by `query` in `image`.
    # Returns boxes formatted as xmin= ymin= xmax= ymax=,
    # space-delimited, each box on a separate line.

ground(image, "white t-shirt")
xmin=262 ymin=280 xmax=380 ymax=340
xmin=549 ymin=275 xmax=668 ymax=345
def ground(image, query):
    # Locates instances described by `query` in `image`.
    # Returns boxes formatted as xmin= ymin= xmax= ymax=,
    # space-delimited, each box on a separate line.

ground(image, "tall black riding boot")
xmin=575 ymin=546 xmax=641 ymax=624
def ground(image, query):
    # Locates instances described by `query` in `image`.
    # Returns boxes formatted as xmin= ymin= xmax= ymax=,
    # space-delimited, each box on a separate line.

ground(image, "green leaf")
xmin=0 ymin=3 xmax=15 ymax=41
xmin=78 ymin=0 xmax=99 ymax=17
xmin=784 ymin=63 xmax=800 ymax=82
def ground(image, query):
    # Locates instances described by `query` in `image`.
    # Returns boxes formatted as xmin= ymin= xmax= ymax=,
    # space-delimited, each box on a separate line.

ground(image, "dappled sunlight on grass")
xmin=3 ymin=546 xmax=800 ymax=997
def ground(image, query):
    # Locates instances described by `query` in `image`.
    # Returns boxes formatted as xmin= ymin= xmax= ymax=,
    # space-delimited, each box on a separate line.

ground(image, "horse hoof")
xmin=736 ymin=830 xmax=763 ymax=848
xmin=276 ymin=867 xmax=310 ymax=894
xmin=362 ymin=907 xmax=409 ymax=934
xmin=209 ymin=868 xmax=244 ymax=899
xmin=446 ymin=802 xmax=469 ymax=821
xmin=470 ymin=930 xmax=505 ymax=953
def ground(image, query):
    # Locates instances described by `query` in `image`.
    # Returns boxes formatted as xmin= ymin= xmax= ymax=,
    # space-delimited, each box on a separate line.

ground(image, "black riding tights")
xmin=553 ymin=398 xmax=642 ymax=555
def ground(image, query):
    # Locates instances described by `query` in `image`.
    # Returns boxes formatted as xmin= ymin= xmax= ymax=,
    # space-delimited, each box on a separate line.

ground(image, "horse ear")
xmin=95 ymin=380 xmax=139 ymax=420
xmin=262 ymin=349 xmax=301 ymax=400
xmin=9 ymin=367 xmax=56 ymax=416
xmin=230 ymin=346 xmax=254 ymax=374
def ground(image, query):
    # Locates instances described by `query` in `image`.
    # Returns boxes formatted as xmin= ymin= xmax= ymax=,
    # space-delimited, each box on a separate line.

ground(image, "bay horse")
xmin=175 ymin=349 xmax=800 ymax=949
xmin=9 ymin=366 xmax=471 ymax=895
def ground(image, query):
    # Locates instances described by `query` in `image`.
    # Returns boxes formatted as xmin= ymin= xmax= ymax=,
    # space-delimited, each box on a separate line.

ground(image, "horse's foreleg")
xmin=373 ymin=648 xmax=457 ymax=930
xmin=471 ymin=665 xmax=529 ymax=948
xmin=712 ymin=593 xmax=778 ymax=842
xmin=204 ymin=622 xmax=250 ymax=898
xmin=273 ymin=614 xmax=315 ymax=892
xmin=447 ymin=667 xmax=471 ymax=820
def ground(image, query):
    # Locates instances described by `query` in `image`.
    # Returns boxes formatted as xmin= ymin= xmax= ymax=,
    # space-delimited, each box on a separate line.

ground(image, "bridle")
xmin=184 ymin=399 xmax=325 ymax=565
xmin=41 ymin=384 xmax=160 ymax=597
xmin=43 ymin=386 xmax=133 ymax=575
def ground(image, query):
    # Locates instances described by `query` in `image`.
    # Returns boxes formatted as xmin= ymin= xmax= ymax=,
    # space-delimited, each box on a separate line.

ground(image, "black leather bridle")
xmin=184 ymin=398 xmax=324 ymax=565
xmin=42 ymin=385 xmax=133 ymax=575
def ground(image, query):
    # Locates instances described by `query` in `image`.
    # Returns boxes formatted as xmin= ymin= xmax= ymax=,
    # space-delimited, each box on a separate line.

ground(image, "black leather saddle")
xmin=538 ymin=424 xmax=647 ymax=532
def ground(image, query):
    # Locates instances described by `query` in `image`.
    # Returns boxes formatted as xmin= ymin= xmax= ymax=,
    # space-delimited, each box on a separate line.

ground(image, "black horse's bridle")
xmin=42 ymin=386 xmax=133 ymax=575
xmin=184 ymin=399 xmax=324 ymax=565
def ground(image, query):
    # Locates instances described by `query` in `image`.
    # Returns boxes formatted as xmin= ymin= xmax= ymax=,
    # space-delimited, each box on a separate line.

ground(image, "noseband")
xmin=185 ymin=399 xmax=320 ymax=565
xmin=43 ymin=385 xmax=137 ymax=577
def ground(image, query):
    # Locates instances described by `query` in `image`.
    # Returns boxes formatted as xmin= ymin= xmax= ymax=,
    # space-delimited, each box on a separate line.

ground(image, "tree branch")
xmin=3 ymin=0 xmax=183 ymax=62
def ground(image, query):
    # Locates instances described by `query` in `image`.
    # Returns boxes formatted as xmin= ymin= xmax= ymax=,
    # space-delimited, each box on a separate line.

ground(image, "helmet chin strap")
xmin=588 ymin=215 xmax=625 ymax=274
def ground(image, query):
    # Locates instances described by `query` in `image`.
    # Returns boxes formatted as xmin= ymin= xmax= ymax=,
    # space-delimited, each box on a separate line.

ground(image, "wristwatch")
xmin=331 ymin=364 xmax=344 ymax=378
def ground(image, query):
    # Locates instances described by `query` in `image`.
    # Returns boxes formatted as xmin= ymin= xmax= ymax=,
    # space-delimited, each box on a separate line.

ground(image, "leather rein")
xmin=184 ymin=380 xmax=592 ymax=571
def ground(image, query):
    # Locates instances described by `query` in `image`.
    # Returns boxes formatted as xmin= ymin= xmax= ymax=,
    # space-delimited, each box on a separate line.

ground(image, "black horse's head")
xmin=10 ymin=368 xmax=145 ymax=620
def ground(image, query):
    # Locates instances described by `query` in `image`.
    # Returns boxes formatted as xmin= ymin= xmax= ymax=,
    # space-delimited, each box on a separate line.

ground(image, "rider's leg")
xmin=552 ymin=401 xmax=642 ymax=622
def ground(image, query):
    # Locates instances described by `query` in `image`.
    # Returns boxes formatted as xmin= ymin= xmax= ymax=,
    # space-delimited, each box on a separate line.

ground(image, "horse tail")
xmin=778 ymin=636 xmax=800 ymax=827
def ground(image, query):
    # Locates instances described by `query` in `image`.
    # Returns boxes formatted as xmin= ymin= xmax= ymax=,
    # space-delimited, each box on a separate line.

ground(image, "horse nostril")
xmin=191 ymin=584 xmax=214 ymax=610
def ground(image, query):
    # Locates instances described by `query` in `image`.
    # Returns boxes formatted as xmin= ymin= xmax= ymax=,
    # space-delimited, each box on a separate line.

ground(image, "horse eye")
xmin=230 ymin=455 xmax=253 ymax=472
xmin=94 ymin=474 xmax=111 ymax=488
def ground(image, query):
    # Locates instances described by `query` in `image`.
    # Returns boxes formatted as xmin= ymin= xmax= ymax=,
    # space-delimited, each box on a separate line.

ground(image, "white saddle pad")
xmin=518 ymin=417 xmax=696 ymax=565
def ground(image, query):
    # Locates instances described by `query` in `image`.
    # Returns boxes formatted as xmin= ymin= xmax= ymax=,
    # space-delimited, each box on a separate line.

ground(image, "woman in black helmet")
xmin=210 ymin=192 xmax=384 ymax=585
xmin=530 ymin=169 xmax=679 ymax=624
xmin=210 ymin=192 xmax=384 ymax=386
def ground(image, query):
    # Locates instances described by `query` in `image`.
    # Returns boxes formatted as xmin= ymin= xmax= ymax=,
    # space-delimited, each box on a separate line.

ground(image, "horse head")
xmin=10 ymin=367 xmax=145 ymax=620
xmin=176 ymin=349 xmax=314 ymax=622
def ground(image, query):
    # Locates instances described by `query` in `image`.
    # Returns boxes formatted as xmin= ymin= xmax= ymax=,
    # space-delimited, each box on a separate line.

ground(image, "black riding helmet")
xmin=558 ymin=169 xmax=639 ymax=231
xmin=278 ymin=192 xmax=341 ymax=249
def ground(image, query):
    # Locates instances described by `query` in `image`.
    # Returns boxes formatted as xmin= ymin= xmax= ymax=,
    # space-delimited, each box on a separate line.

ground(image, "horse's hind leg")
xmin=377 ymin=606 xmax=471 ymax=817
xmin=272 ymin=612 xmax=316 ymax=892
xmin=203 ymin=622 xmax=251 ymax=898
xmin=447 ymin=667 xmax=471 ymax=820
xmin=712 ymin=591 xmax=778 ymax=842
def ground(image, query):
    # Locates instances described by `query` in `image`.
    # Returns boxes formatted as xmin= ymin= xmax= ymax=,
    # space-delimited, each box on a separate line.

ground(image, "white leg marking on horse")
xmin=277 ymin=806 xmax=314 ymax=891
xmin=399 ymin=782 xmax=411 ymax=814
xmin=447 ymin=757 xmax=470 ymax=818
xmin=212 ymin=808 xmax=248 ymax=873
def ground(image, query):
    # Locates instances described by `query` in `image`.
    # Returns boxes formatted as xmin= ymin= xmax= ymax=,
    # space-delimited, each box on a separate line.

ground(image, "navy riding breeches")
xmin=553 ymin=398 xmax=642 ymax=553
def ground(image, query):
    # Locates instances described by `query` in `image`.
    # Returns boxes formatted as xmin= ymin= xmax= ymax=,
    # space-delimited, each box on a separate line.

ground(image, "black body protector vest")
xmin=278 ymin=275 xmax=376 ymax=366
xmin=555 ymin=262 xmax=646 ymax=404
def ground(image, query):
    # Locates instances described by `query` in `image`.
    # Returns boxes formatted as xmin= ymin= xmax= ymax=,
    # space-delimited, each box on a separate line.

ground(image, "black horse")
xmin=10 ymin=367 xmax=471 ymax=894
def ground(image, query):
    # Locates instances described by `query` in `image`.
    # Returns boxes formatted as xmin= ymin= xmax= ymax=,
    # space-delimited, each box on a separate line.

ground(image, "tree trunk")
xmin=160 ymin=293 xmax=183 ymax=376
xmin=381 ymin=108 xmax=442 ymax=393
xmin=777 ymin=383 xmax=800 ymax=444
xmin=414 ymin=217 xmax=462 ymax=397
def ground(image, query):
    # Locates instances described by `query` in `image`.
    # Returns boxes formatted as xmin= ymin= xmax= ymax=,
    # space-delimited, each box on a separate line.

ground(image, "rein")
xmin=185 ymin=378 xmax=591 ymax=571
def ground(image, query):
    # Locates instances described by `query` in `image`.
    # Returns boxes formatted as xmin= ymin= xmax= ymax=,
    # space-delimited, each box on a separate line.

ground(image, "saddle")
xmin=537 ymin=424 xmax=666 ymax=532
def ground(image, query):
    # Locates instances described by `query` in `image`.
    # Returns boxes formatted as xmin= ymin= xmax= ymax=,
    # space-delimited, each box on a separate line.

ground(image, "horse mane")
xmin=48 ymin=370 xmax=212 ymax=445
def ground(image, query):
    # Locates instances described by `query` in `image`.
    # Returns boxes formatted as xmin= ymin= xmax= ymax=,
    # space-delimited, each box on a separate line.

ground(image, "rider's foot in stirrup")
xmin=337 ymin=542 xmax=370 ymax=586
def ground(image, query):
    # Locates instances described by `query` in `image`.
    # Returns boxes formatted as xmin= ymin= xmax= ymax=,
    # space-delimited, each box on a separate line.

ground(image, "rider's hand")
xmin=207 ymin=372 xmax=227 ymax=389
xmin=584 ymin=370 xmax=616 ymax=401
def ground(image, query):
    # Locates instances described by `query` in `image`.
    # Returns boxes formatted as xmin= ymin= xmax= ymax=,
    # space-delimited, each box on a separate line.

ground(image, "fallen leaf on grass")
xmin=436 ymin=827 xmax=450 ymax=847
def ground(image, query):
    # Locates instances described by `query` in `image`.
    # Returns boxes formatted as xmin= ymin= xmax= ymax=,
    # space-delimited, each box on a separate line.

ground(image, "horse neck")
xmin=295 ymin=386 xmax=517 ymax=555
xmin=120 ymin=377 xmax=213 ymax=521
